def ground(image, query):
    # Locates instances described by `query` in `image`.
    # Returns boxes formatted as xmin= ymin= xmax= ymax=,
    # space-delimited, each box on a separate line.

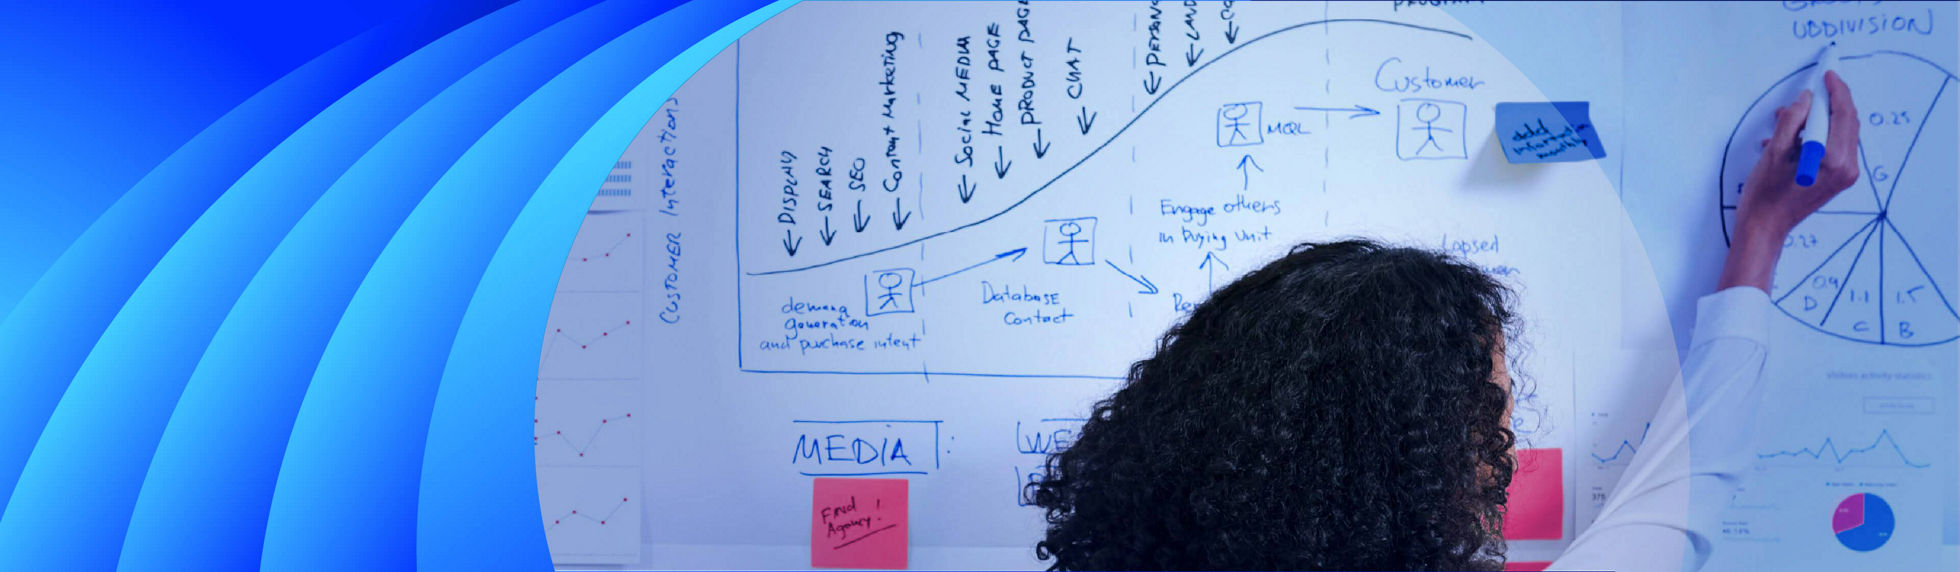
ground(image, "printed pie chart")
xmin=1833 ymin=492 xmax=1895 ymax=552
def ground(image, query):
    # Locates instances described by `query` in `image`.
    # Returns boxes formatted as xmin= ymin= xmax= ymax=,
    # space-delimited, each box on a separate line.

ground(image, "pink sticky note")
xmin=1502 ymin=448 xmax=1563 ymax=541
xmin=1503 ymin=560 xmax=1553 ymax=571
xmin=812 ymin=477 xmax=909 ymax=569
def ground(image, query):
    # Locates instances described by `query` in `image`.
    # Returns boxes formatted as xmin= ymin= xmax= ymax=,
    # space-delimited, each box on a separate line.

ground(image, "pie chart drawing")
xmin=1833 ymin=492 xmax=1895 ymax=552
xmin=1720 ymin=50 xmax=1959 ymax=346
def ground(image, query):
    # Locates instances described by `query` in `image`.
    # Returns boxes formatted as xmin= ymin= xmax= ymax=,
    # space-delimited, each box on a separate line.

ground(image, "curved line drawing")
xmin=1716 ymin=50 xmax=1957 ymax=242
xmin=748 ymin=18 xmax=1473 ymax=276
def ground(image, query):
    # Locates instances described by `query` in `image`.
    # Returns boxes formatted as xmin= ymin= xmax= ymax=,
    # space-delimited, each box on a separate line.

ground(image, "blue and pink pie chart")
xmin=1832 ymin=493 xmax=1895 ymax=552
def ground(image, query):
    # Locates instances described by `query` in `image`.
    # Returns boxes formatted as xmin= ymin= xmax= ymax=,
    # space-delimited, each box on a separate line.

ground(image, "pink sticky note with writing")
xmin=812 ymin=477 xmax=909 ymax=569
xmin=1502 ymin=448 xmax=1563 ymax=540
xmin=1503 ymin=560 xmax=1553 ymax=571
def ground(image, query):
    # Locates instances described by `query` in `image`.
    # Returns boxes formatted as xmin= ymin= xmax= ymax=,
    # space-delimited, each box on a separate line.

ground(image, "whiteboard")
xmin=536 ymin=2 xmax=1957 ymax=569
xmin=1621 ymin=2 xmax=1958 ymax=570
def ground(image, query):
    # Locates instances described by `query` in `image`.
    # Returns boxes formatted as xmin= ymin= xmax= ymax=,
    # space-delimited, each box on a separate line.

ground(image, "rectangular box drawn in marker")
xmin=791 ymin=419 xmax=942 ymax=476
xmin=1043 ymin=217 xmax=1098 ymax=266
xmin=1217 ymin=101 xmax=1264 ymax=147
xmin=1396 ymin=98 xmax=1468 ymax=160
xmin=863 ymin=268 xmax=917 ymax=316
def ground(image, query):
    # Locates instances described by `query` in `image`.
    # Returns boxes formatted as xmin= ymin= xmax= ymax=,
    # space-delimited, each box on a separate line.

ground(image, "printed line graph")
xmin=546 ymin=496 xmax=632 ymax=530
xmin=1756 ymin=429 xmax=1931 ymax=469
xmin=537 ymin=466 xmax=641 ymax=563
xmin=1719 ymin=50 xmax=1958 ymax=346
xmin=557 ymin=210 xmax=644 ymax=292
xmin=573 ymin=231 xmax=635 ymax=263
xmin=540 ymin=291 xmax=641 ymax=379
xmin=535 ymin=379 xmax=641 ymax=466
xmin=1591 ymin=422 xmax=1650 ymax=464
xmin=536 ymin=405 xmax=634 ymax=458
xmin=543 ymin=320 xmax=635 ymax=356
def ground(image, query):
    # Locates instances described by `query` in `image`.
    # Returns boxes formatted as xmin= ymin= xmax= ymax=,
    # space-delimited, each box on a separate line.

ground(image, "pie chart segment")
xmin=1770 ymin=214 xmax=1876 ymax=305
xmin=1834 ymin=493 xmax=1895 ymax=552
xmin=1879 ymin=221 xmax=1960 ymax=345
xmin=1775 ymin=220 xmax=1879 ymax=332
xmin=1845 ymin=54 xmax=1951 ymax=211
xmin=1822 ymin=228 xmax=1886 ymax=339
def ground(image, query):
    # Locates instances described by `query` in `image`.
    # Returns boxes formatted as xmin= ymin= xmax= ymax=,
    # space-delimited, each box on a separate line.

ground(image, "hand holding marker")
xmin=1723 ymin=42 xmax=1859 ymax=293
xmin=1795 ymin=41 xmax=1839 ymax=187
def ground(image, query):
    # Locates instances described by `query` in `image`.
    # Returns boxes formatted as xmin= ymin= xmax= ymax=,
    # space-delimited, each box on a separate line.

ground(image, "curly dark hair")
xmin=1029 ymin=239 xmax=1522 ymax=571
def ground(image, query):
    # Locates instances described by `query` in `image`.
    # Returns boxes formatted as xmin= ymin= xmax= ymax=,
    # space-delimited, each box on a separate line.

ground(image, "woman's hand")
xmin=1721 ymin=70 xmax=1862 ymax=293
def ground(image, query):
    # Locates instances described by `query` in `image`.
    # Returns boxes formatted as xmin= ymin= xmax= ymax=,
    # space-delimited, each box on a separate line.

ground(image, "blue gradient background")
xmin=0 ymin=0 xmax=788 ymax=568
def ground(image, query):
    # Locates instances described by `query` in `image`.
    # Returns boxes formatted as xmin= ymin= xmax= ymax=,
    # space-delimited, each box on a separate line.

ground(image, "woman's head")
xmin=1029 ymin=239 xmax=1521 ymax=571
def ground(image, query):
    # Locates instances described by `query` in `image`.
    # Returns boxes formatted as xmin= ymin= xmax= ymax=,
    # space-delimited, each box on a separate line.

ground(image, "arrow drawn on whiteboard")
xmin=891 ymin=196 xmax=912 ymax=231
xmin=782 ymin=229 xmax=801 ymax=257
xmin=1143 ymin=70 xmax=1162 ymax=95
xmin=1293 ymin=104 xmax=1381 ymax=118
xmin=1199 ymin=252 xmax=1229 ymax=291
xmin=1236 ymin=154 xmax=1263 ymax=190
xmin=1032 ymin=128 xmax=1050 ymax=159
xmin=819 ymin=216 xmax=836 ymax=246
xmin=1185 ymin=43 xmax=1203 ymax=67
xmin=746 ymin=19 xmax=1475 ymax=278
xmin=918 ymin=247 xmax=1028 ymax=286
xmin=994 ymin=146 xmax=1013 ymax=179
xmin=852 ymin=200 xmax=869 ymax=233
xmin=957 ymin=174 xmax=977 ymax=204
xmin=1225 ymin=20 xmax=1240 ymax=44
xmin=1076 ymin=106 xmax=1097 ymax=135
xmin=1105 ymin=260 xmax=1159 ymax=295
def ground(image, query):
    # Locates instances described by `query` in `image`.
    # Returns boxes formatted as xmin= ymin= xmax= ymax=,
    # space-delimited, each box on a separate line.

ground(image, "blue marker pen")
xmin=1795 ymin=41 xmax=1839 ymax=187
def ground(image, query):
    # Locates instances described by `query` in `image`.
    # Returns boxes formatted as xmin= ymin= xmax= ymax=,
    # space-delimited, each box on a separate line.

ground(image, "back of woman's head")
xmin=1030 ymin=239 xmax=1520 ymax=571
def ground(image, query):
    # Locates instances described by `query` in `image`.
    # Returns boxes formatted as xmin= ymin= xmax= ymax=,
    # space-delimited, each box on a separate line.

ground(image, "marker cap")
xmin=1795 ymin=140 xmax=1827 ymax=187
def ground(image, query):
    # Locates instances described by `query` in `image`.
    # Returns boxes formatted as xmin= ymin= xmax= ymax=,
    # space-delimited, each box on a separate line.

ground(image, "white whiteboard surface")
xmin=536 ymin=2 xmax=1957 ymax=570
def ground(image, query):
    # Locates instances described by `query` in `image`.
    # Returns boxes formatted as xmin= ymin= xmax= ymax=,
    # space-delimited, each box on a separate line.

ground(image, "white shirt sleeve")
xmin=1548 ymin=287 xmax=1772 ymax=572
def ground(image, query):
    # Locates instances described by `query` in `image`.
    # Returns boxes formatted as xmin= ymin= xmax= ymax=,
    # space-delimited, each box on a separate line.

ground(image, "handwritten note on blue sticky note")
xmin=1497 ymin=102 xmax=1606 ymax=163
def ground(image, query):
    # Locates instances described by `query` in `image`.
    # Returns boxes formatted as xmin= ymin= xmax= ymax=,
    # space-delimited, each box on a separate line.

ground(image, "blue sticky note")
xmin=1496 ymin=102 xmax=1606 ymax=163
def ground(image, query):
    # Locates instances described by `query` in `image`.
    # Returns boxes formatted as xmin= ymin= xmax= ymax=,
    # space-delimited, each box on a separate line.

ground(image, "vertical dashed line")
xmin=1323 ymin=0 xmax=1333 ymax=207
